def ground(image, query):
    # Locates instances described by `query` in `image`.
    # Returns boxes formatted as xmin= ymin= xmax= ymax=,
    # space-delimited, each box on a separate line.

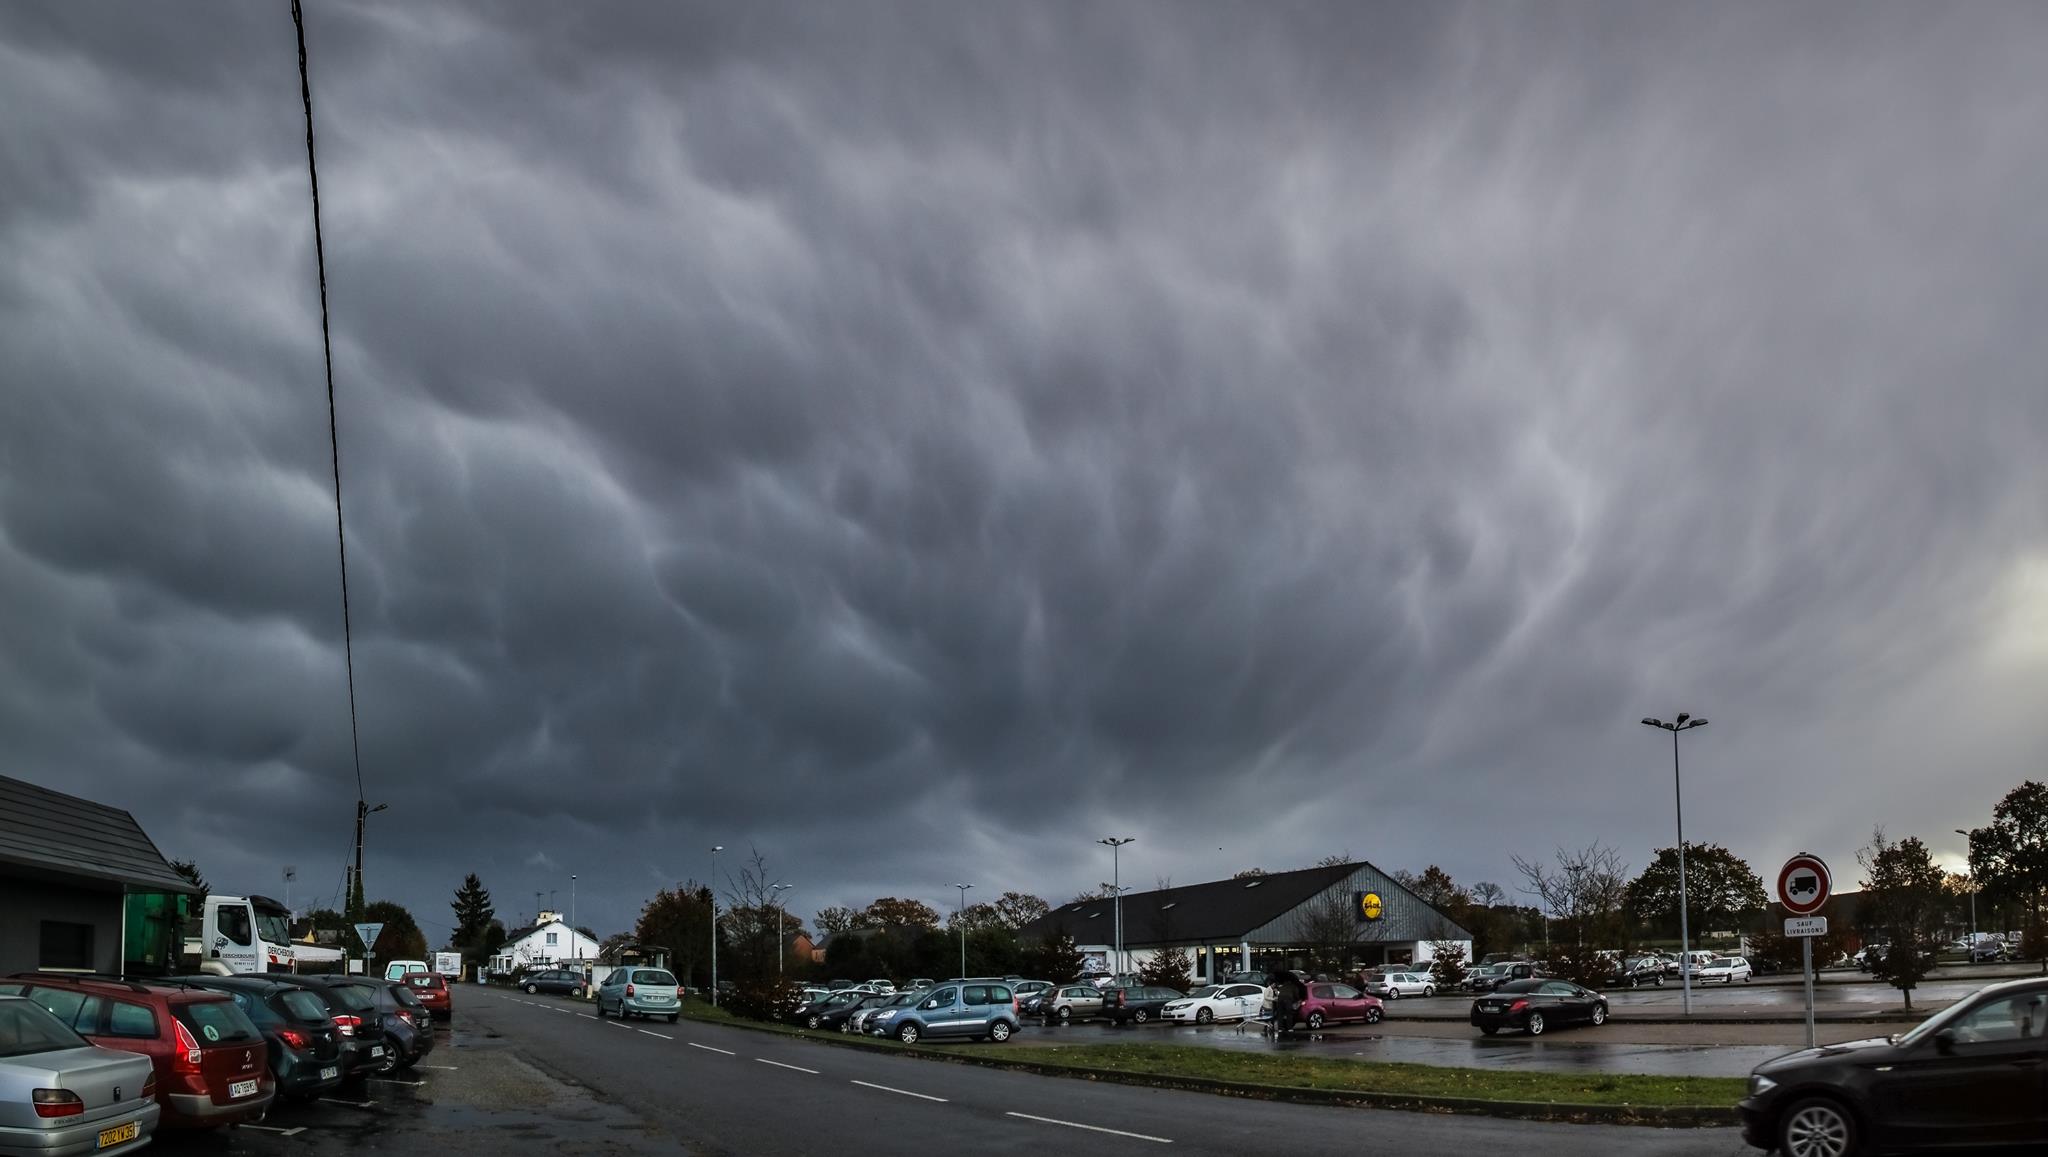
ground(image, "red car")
xmin=1297 ymin=980 xmax=1384 ymax=1028
xmin=1 ymin=973 xmax=274 ymax=1129
xmin=403 ymin=973 xmax=453 ymax=1021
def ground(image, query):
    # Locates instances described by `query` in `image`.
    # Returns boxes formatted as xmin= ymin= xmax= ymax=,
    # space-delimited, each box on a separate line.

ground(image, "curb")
xmin=657 ymin=1004 xmax=1738 ymax=1128
xmin=1393 ymin=1011 xmax=1921 ymax=1025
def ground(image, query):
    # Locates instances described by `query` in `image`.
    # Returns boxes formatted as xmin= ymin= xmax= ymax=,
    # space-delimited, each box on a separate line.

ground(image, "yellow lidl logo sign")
xmin=1356 ymin=891 xmax=1384 ymax=921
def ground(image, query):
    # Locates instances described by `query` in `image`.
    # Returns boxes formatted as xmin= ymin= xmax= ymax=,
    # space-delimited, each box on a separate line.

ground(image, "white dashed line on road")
xmin=688 ymin=1042 xmax=736 ymax=1055
xmin=1005 ymin=1112 xmax=1173 ymax=1143
xmin=852 ymin=1080 xmax=947 ymax=1103
xmin=755 ymin=1058 xmax=817 ymax=1073
xmin=639 ymin=1029 xmax=673 ymax=1040
xmin=607 ymin=1021 xmax=632 ymax=1030
xmin=578 ymin=1014 xmax=597 ymax=1020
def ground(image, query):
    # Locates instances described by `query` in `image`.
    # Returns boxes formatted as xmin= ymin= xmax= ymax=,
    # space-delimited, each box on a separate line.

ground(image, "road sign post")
xmin=1776 ymin=854 xmax=1832 ymax=1049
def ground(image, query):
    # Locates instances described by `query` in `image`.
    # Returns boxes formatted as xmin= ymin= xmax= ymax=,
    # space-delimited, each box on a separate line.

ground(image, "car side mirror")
xmin=1933 ymin=1028 xmax=1957 ymax=1056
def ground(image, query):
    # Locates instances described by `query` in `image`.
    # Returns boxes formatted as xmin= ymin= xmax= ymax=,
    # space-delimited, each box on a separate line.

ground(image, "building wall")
xmin=1247 ymin=864 xmax=1471 ymax=946
xmin=0 ymin=877 xmax=123 ymax=975
xmin=505 ymin=920 xmax=599 ymax=968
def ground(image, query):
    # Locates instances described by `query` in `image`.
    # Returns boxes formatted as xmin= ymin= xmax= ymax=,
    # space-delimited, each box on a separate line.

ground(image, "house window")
xmin=546 ymin=932 xmax=558 ymax=946
xmin=39 ymin=921 xmax=95 ymax=970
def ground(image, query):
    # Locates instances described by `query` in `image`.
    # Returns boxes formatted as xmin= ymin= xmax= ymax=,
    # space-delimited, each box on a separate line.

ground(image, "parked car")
xmin=870 ymin=981 xmax=1018 ymax=1044
xmin=1222 ymin=970 xmax=1270 ymax=987
xmin=1163 ymin=983 xmax=1267 ymax=1024
xmin=596 ymin=967 xmax=681 ymax=1023
xmin=301 ymin=978 xmax=432 ymax=1072
xmin=0 ymin=973 xmax=273 ymax=1130
xmin=1363 ymin=971 xmax=1436 ymax=999
xmin=1298 ymin=982 xmax=1384 ymax=1028
xmin=1463 ymin=965 xmax=1508 ymax=993
xmin=277 ymin=977 xmax=410 ymax=1077
xmin=792 ymin=990 xmax=870 ymax=1030
xmin=1971 ymin=938 xmax=2009 ymax=963
xmin=1104 ymin=985 xmax=1187 ymax=1026
xmin=1608 ymin=957 xmax=1666 ymax=988
xmin=906 ymin=979 xmax=935 ymax=991
xmin=381 ymin=960 xmax=430 ymax=982
xmin=1738 ymin=976 xmax=2048 ymax=1156
xmin=1470 ymin=979 xmax=1608 ymax=1036
xmin=850 ymin=991 xmax=920 ymax=1035
xmin=1696 ymin=956 xmax=1754 ymax=984
xmin=517 ymin=969 xmax=585 ymax=996
xmin=1039 ymin=984 xmax=1109 ymax=1024
xmin=1008 ymin=980 xmax=1054 ymax=1013
xmin=822 ymin=994 xmax=895 ymax=1034
xmin=170 ymin=976 xmax=346 ymax=1104
xmin=402 ymin=972 xmax=453 ymax=1021
xmin=864 ymin=979 xmax=897 ymax=994
xmin=0 ymin=995 xmax=161 ymax=1157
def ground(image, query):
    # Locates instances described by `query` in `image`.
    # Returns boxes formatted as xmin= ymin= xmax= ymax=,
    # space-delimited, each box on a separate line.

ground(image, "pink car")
xmin=1298 ymin=981 xmax=1383 ymax=1028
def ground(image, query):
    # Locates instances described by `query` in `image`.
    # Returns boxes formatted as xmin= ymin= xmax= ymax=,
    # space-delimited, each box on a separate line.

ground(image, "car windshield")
xmin=1895 ymin=994 xmax=1987 ymax=1048
xmin=1494 ymin=980 xmax=1544 ymax=994
xmin=1188 ymin=986 xmax=1220 ymax=998
xmin=0 ymin=1000 xmax=87 ymax=1057
xmin=254 ymin=912 xmax=293 ymax=944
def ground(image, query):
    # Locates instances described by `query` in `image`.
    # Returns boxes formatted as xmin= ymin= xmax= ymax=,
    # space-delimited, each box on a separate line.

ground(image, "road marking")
xmin=607 ymin=1021 xmax=632 ymax=1030
xmin=240 ymin=1125 xmax=306 ymax=1136
xmin=688 ymin=1042 xmax=736 ymax=1055
xmin=319 ymin=1098 xmax=376 ymax=1109
xmin=639 ymin=1029 xmax=673 ymax=1040
xmin=852 ymin=1080 xmax=947 ymax=1103
xmin=755 ymin=1057 xmax=817 ymax=1073
xmin=1005 ymin=1112 xmax=1172 ymax=1144
xmin=578 ymin=1014 xmax=597 ymax=1020
xmin=369 ymin=1078 xmax=425 ymax=1087
xmin=417 ymin=1065 xmax=458 ymax=1070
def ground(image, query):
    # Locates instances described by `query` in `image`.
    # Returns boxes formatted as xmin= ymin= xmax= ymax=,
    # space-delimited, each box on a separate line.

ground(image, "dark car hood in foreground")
xmin=1753 ymin=1035 xmax=1900 ymax=1074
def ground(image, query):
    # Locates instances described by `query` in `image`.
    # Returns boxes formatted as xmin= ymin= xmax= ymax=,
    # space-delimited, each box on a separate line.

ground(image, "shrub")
xmin=1426 ymin=942 xmax=1468 ymax=987
xmin=1138 ymin=947 xmax=1192 ymax=992
xmin=725 ymin=976 xmax=802 ymax=1023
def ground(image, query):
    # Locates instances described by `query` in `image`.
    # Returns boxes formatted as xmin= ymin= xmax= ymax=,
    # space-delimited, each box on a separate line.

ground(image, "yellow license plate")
xmin=97 ymin=1122 xmax=139 ymax=1149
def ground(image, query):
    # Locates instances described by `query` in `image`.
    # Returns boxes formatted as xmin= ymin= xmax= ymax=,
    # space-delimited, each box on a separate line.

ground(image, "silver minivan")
xmin=597 ymin=967 xmax=680 ymax=1023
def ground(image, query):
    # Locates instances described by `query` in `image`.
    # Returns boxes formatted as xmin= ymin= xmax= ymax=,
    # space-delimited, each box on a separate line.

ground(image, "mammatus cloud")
xmin=2 ymin=1 xmax=2044 ymax=938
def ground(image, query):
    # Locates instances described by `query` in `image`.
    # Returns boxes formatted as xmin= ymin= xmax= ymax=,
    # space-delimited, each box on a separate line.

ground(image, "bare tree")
xmin=1470 ymin=881 xmax=1508 ymax=908
xmin=1511 ymin=843 xmax=1631 ymax=956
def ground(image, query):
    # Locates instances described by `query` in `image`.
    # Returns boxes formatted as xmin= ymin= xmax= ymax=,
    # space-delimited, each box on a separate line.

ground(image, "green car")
xmin=597 ymin=967 xmax=680 ymax=1023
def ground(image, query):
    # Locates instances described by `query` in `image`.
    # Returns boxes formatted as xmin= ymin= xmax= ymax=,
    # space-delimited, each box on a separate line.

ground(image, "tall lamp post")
xmin=772 ymin=883 xmax=794 ymax=975
xmin=1954 ymin=829 xmax=1978 ymax=948
xmin=710 ymin=845 xmax=723 ymax=1006
xmin=1098 ymin=838 xmax=1134 ymax=977
xmin=954 ymin=884 xmax=974 ymax=978
xmin=1642 ymin=713 xmax=1707 ymax=1015
xmin=570 ymin=875 xmax=578 ymax=965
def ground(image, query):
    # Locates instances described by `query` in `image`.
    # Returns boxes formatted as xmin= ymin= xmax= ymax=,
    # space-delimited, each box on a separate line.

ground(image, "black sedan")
xmin=1739 ymin=977 xmax=2047 ymax=1157
xmin=1469 ymin=979 xmax=1607 ymax=1036
xmin=517 ymin=969 xmax=587 ymax=996
xmin=792 ymin=990 xmax=868 ymax=1030
xmin=1608 ymin=957 xmax=1665 ymax=989
xmin=1104 ymin=985 xmax=1186 ymax=1026
xmin=817 ymin=994 xmax=896 ymax=1033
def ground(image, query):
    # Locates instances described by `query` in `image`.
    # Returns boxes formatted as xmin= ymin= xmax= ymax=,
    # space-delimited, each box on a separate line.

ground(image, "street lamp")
xmin=1098 ymin=838 xmax=1134 ymax=978
xmin=1955 ymin=829 xmax=1977 ymax=947
xmin=710 ymin=846 xmax=723 ymax=1006
xmin=954 ymin=884 xmax=974 ymax=978
xmin=570 ymin=875 xmax=578 ymax=964
xmin=1642 ymin=714 xmax=1707 ymax=1016
xmin=772 ymin=883 xmax=794 ymax=975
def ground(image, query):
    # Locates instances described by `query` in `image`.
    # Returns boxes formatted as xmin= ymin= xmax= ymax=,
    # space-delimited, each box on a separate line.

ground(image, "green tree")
xmin=990 ymin=892 xmax=1051 ymax=930
xmin=635 ymin=882 xmax=712 ymax=989
xmin=946 ymin=902 xmax=1009 ymax=935
xmin=1408 ymin=866 xmax=1469 ymax=913
xmin=449 ymin=874 xmax=495 ymax=948
xmin=1021 ymin=930 xmax=1086 ymax=985
xmin=1624 ymin=843 xmax=1768 ymax=940
xmin=1138 ymin=947 xmax=1192 ymax=991
xmin=1968 ymin=780 xmax=2048 ymax=974
xmin=362 ymin=901 xmax=429 ymax=961
xmin=1858 ymin=829 xmax=1946 ymax=1009
xmin=170 ymin=860 xmax=209 ymax=903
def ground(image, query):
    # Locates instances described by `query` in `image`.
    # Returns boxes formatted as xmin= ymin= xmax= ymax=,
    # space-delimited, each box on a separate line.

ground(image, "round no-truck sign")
xmin=1778 ymin=853 xmax=1832 ymax=916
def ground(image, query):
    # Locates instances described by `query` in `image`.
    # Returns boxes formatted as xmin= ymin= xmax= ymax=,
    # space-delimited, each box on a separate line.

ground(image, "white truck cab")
xmin=189 ymin=895 xmax=297 ymax=975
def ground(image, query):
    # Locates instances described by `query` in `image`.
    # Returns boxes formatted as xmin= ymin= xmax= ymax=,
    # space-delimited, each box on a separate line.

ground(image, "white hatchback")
xmin=1162 ymin=983 xmax=1267 ymax=1024
xmin=1695 ymin=956 xmax=1753 ymax=983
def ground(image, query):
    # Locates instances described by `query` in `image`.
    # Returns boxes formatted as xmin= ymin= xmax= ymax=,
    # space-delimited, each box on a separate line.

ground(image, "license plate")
xmin=97 ymin=1122 xmax=139 ymax=1149
xmin=229 ymin=1079 xmax=260 ymax=1099
xmin=320 ymin=1066 xmax=339 ymax=1080
xmin=1483 ymin=1003 xmax=1502 ymax=1012
xmin=369 ymin=1045 xmax=385 ymax=1057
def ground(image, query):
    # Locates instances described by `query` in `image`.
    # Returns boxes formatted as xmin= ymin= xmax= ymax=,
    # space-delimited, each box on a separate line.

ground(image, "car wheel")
xmin=1196 ymin=1007 xmax=1214 ymax=1025
xmin=1365 ymin=1006 xmax=1383 ymax=1024
xmin=805 ymin=1015 xmax=822 ymax=1030
xmin=1627 ymin=976 xmax=1638 ymax=989
xmin=1590 ymin=1004 xmax=1607 ymax=1026
xmin=1305 ymin=1011 xmax=1325 ymax=1029
xmin=525 ymin=984 xmax=538 ymax=994
xmin=1653 ymin=975 xmax=1663 ymax=987
xmin=1057 ymin=1007 xmax=1071 ymax=1023
xmin=1778 ymin=1097 xmax=1857 ymax=1157
xmin=990 ymin=1021 xmax=1011 ymax=1043
xmin=1133 ymin=1009 xmax=1149 ymax=1024
xmin=838 ymin=1021 xmax=851 ymax=1033
xmin=1424 ymin=986 xmax=1435 ymax=998
xmin=1480 ymin=1025 xmax=1498 ymax=1036
xmin=897 ymin=1022 xmax=920 ymax=1044
xmin=1525 ymin=1012 xmax=1546 ymax=1036
xmin=1386 ymin=988 xmax=1399 ymax=1000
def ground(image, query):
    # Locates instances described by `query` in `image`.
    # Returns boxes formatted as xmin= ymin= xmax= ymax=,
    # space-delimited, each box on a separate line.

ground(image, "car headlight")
xmin=875 ymin=1010 xmax=898 ymax=1021
xmin=1749 ymin=1075 xmax=1778 ymax=1098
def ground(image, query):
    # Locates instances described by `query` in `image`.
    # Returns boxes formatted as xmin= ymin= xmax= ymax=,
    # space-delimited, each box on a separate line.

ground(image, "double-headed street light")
xmin=954 ymin=884 xmax=974 ymax=978
xmin=772 ymin=883 xmax=795 ymax=975
xmin=1098 ymin=837 xmax=1134 ymax=977
xmin=1642 ymin=713 xmax=1707 ymax=1016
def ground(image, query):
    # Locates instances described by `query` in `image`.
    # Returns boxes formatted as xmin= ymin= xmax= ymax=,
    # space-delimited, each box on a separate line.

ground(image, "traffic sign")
xmin=1777 ymin=853 xmax=1832 ymax=916
xmin=1784 ymin=916 xmax=1828 ymax=938
xmin=353 ymin=922 xmax=385 ymax=951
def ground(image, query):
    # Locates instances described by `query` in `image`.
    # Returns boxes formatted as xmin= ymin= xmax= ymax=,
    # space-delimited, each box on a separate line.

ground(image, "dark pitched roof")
xmin=1020 ymin=863 xmax=1360 ymax=946
xmin=0 ymin=774 xmax=195 ymax=893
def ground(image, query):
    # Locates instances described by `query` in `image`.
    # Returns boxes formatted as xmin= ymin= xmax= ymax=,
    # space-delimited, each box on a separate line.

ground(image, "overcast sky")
xmin=4 ymin=1 xmax=2045 ymax=944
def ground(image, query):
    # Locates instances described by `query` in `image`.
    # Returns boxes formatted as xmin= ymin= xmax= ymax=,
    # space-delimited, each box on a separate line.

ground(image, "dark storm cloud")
xmin=3 ymin=1 xmax=2046 ymax=937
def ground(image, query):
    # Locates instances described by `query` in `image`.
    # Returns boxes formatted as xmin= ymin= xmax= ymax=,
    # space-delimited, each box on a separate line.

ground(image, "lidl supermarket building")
xmin=1017 ymin=861 xmax=1473 ymax=982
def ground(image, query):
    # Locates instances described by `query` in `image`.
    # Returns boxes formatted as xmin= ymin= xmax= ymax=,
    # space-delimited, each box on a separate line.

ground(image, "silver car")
xmin=0 ymin=996 xmax=160 ymax=1157
xmin=851 ymin=991 xmax=920 ymax=1035
xmin=1039 ymin=984 xmax=1109 ymax=1023
xmin=596 ymin=967 xmax=681 ymax=1023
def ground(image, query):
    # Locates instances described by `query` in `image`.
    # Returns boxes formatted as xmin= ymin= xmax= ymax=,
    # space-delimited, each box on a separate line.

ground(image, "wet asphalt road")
xmin=460 ymin=988 xmax=1751 ymax=1156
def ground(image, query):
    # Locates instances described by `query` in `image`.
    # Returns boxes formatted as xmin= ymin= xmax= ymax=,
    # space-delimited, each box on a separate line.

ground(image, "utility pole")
xmin=772 ymin=883 xmax=794 ymax=975
xmin=1099 ymin=838 xmax=1134 ymax=978
xmin=1642 ymin=713 xmax=1708 ymax=1016
xmin=710 ymin=846 xmax=723 ymax=1006
xmin=352 ymin=800 xmax=386 ymax=920
xmin=571 ymin=875 xmax=578 ymax=964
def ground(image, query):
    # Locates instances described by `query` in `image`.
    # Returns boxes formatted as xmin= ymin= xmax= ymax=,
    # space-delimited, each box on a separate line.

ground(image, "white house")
xmin=489 ymin=911 xmax=599 ymax=975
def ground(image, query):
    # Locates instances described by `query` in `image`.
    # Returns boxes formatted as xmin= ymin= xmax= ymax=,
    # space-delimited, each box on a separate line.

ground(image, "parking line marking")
xmin=639 ymin=1029 xmax=673 ymax=1040
xmin=417 ymin=1065 xmax=458 ymax=1070
xmin=319 ymin=1098 xmax=376 ymax=1109
xmin=369 ymin=1078 xmax=425 ymax=1087
xmin=852 ymin=1080 xmax=947 ymax=1103
xmin=756 ymin=1057 xmax=817 ymax=1073
xmin=688 ymin=1042 xmax=736 ymax=1055
xmin=1005 ymin=1112 xmax=1172 ymax=1143
xmin=241 ymin=1125 xmax=306 ymax=1136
